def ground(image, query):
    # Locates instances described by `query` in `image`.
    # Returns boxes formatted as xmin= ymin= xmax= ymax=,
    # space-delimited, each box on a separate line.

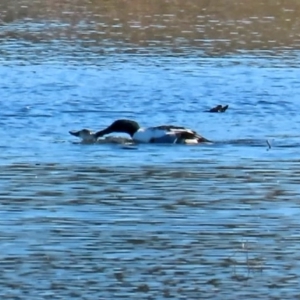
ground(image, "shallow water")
xmin=1 ymin=0 xmax=300 ymax=299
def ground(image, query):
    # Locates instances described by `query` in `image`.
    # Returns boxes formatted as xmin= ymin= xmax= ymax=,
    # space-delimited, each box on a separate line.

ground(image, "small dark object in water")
xmin=207 ymin=105 xmax=229 ymax=113
xmin=220 ymin=105 xmax=229 ymax=112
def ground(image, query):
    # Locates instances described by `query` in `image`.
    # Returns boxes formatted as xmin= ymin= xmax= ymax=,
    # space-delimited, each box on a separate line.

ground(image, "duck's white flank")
xmin=132 ymin=127 xmax=198 ymax=143
xmin=132 ymin=128 xmax=164 ymax=142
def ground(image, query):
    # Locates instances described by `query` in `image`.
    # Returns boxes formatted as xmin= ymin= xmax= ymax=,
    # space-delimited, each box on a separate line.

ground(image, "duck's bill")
xmin=69 ymin=130 xmax=80 ymax=137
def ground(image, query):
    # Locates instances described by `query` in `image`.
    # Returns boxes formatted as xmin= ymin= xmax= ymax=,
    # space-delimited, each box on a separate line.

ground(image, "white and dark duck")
xmin=69 ymin=119 xmax=211 ymax=144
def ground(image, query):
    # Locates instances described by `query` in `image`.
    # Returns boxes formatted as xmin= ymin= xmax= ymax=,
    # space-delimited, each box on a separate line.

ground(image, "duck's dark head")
xmin=95 ymin=119 xmax=140 ymax=138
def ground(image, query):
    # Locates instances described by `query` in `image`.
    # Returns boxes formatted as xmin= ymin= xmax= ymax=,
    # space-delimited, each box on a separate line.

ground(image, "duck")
xmin=206 ymin=104 xmax=229 ymax=113
xmin=69 ymin=119 xmax=211 ymax=144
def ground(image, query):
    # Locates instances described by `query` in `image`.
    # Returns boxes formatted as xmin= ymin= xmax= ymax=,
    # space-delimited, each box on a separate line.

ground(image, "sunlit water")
xmin=1 ymin=0 xmax=300 ymax=299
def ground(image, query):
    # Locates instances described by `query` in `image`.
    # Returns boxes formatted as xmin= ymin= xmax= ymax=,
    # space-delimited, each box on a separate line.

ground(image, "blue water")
xmin=1 ymin=56 xmax=300 ymax=166
xmin=1 ymin=1 xmax=300 ymax=298
xmin=1 ymin=54 xmax=300 ymax=299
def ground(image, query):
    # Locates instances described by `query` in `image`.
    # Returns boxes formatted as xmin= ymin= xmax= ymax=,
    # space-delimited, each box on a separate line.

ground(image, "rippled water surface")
xmin=1 ymin=0 xmax=300 ymax=298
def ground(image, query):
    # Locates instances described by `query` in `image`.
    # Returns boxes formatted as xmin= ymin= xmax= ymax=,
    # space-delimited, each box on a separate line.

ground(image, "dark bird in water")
xmin=207 ymin=105 xmax=229 ymax=113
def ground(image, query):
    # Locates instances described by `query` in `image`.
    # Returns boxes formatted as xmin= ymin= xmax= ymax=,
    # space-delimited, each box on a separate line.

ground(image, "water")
xmin=1 ymin=0 xmax=300 ymax=298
